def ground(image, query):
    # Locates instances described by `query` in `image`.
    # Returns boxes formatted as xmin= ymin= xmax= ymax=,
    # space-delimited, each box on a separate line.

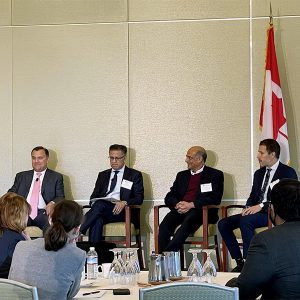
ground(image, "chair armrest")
xmin=221 ymin=204 xmax=272 ymax=228
xmin=221 ymin=204 xmax=245 ymax=218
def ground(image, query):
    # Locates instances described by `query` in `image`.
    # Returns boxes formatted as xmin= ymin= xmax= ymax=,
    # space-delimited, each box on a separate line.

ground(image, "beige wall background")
xmin=1 ymin=0 xmax=300 ymax=255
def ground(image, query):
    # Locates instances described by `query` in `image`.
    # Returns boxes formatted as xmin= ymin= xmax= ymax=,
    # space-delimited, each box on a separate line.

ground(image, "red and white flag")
xmin=259 ymin=25 xmax=290 ymax=164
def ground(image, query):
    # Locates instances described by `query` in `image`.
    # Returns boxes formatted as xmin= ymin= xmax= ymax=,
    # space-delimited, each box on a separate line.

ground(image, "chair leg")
xmin=214 ymin=235 xmax=222 ymax=271
xmin=180 ymin=246 xmax=185 ymax=270
xmin=222 ymin=238 xmax=228 ymax=272
xmin=136 ymin=234 xmax=144 ymax=270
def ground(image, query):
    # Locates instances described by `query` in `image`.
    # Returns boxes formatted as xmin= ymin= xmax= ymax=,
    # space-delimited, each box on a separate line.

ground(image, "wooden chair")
xmin=82 ymin=204 xmax=144 ymax=269
xmin=25 ymin=226 xmax=43 ymax=239
xmin=221 ymin=204 xmax=272 ymax=272
xmin=154 ymin=205 xmax=222 ymax=270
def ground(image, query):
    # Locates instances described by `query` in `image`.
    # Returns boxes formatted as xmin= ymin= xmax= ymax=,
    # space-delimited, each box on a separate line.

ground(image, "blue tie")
xmin=105 ymin=171 xmax=119 ymax=196
xmin=258 ymin=168 xmax=271 ymax=203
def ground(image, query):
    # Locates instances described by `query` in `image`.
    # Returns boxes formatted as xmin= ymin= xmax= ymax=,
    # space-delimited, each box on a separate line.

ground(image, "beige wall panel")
xmin=252 ymin=18 xmax=300 ymax=175
xmin=12 ymin=0 xmax=127 ymax=25
xmin=253 ymin=0 xmax=300 ymax=17
xmin=0 ymin=28 xmax=12 ymax=193
xmin=129 ymin=21 xmax=251 ymax=202
xmin=129 ymin=0 xmax=249 ymax=21
xmin=12 ymin=24 xmax=128 ymax=199
xmin=0 ymin=0 xmax=11 ymax=25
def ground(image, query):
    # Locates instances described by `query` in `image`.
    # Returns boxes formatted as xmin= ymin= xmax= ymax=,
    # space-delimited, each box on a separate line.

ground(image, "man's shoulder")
xmin=15 ymin=170 xmax=33 ymax=177
xmin=203 ymin=165 xmax=223 ymax=175
xmin=278 ymin=162 xmax=297 ymax=173
xmin=45 ymin=168 xmax=63 ymax=177
xmin=124 ymin=166 xmax=142 ymax=175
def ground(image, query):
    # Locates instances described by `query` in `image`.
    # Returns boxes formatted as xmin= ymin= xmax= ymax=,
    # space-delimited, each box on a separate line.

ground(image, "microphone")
xmin=35 ymin=178 xmax=39 ymax=182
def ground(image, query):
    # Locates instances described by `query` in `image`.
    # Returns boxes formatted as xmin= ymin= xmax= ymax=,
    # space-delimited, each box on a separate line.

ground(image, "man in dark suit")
xmin=158 ymin=146 xmax=224 ymax=253
xmin=218 ymin=139 xmax=298 ymax=272
xmin=80 ymin=144 xmax=144 ymax=242
xmin=226 ymin=179 xmax=300 ymax=300
xmin=8 ymin=146 xmax=65 ymax=232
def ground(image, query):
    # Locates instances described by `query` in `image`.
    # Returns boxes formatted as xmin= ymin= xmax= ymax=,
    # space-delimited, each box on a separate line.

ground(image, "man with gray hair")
xmin=158 ymin=146 xmax=224 ymax=252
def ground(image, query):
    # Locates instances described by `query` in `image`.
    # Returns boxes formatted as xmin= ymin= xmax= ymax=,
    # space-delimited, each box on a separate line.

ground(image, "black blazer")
xmin=246 ymin=162 xmax=298 ymax=208
xmin=236 ymin=221 xmax=300 ymax=300
xmin=164 ymin=166 xmax=224 ymax=223
xmin=8 ymin=169 xmax=65 ymax=203
xmin=90 ymin=166 xmax=144 ymax=206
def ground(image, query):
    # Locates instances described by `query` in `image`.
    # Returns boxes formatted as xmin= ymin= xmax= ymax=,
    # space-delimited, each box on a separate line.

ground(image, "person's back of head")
xmin=0 ymin=192 xmax=31 ymax=235
xmin=271 ymin=179 xmax=300 ymax=222
xmin=44 ymin=200 xmax=83 ymax=251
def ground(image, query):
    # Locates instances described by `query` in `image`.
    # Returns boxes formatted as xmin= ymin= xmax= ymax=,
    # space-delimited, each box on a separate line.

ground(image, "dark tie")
xmin=258 ymin=168 xmax=271 ymax=203
xmin=105 ymin=171 xmax=119 ymax=196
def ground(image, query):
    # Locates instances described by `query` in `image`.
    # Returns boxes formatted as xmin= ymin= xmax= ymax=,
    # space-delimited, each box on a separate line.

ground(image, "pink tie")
xmin=30 ymin=173 xmax=42 ymax=219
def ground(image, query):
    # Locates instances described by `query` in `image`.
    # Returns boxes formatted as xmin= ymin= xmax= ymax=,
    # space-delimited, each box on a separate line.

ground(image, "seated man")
xmin=158 ymin=146 xmax=224 ymax=253
xmin=8 ymin=146 xmax=65 ymax=233
xmin=218 ymin=139 xmax=297 ymax=272
xmin=226 ymin=179 xmax=300 ymax=300
xmin=80 ymin=144 xmax=144 ymax=242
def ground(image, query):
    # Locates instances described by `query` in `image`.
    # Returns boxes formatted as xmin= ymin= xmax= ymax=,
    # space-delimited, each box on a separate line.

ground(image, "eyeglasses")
xmin=109 ymin=156 xmax=125 ymax=161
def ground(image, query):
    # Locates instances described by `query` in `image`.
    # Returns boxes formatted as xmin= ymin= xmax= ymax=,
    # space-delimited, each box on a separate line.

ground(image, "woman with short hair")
xmin=9 ymin=200 xmax=86 ymax=300
xmin=0 ymin=192 xmax=31 ymax=278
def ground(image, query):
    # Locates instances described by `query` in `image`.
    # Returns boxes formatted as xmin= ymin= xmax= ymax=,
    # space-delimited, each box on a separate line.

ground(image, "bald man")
xmin=158 ymin=146 xmax=224 ymax=253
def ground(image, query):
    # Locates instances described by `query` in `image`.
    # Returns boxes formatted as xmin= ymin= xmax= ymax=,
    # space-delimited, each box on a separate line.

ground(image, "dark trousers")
xmin=27 ymin=209 xmax=49 ymax=234
xmin=218 ymin=212 xmax=268 ymax=259
xmin=80 ymin=200 xmax=125 ymax=243
xmin=158 ymin=208 xmax=203 ymax=253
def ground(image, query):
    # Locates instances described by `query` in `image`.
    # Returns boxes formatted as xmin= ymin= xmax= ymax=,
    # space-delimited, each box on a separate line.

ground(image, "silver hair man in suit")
xmin=8 ymin=146 xmax=65 ymax=232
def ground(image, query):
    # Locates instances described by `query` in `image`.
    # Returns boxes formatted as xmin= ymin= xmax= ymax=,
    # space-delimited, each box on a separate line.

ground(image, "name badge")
xmin=200 ymin=183 xmax=212 ymax=193
xmin=121 ymin=179 xmax=133 ymax=190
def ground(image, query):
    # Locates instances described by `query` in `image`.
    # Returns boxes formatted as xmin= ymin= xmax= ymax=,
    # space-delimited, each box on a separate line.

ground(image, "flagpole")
xmin=269 ymin=2 xmax=273 ymax=26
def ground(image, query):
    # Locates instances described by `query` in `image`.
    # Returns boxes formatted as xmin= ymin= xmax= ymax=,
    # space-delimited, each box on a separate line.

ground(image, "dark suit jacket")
xmin=8 ymin=169 xmax=65 ymax=204
xmin=246 ymin=162 xmax=298 ymax=209
xmin=90 ymin=166 xmax=144 ymax=206
xmin=164 ymin=166 xmax=224 ymax=222
xmin=234 ymin=221 xmax=300 ymax=300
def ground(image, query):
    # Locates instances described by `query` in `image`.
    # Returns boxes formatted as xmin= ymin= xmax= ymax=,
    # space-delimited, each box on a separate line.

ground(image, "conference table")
xmin=75 ymin=271 xmax=238 ymax=299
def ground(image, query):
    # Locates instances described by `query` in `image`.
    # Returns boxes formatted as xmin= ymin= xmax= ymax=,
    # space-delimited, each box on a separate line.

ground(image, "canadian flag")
xmin=259 ymin=25 xmax=290 ymax=164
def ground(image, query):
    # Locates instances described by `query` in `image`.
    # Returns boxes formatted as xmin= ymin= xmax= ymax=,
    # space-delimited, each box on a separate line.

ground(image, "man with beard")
xmin=226 ymin=179 xmax=300 ymax=300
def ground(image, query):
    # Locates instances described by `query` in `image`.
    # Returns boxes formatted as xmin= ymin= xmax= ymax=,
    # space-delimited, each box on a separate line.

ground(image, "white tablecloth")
xmin=75 ymin=271 xmax=238 ymax=300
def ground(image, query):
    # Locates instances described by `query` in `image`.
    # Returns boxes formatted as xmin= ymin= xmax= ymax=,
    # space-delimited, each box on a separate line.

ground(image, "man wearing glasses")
xmin=158 ymin=146 xmax=224 ymax=253
xmin=80 ymin=144 xmax=144 ymax=242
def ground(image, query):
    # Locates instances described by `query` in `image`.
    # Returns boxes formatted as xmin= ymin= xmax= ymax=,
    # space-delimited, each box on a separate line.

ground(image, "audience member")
xmin=158 ymin=146 xmax=224 ymax=252
xmin=8 ymin=146 xmax=65 ymax=233
xmin=80 ymin=144 xmax=144 ymax=242
xmin=218 ymin=139 xmax=297 ymax=272
xmin=0 ymin=192 xmax=31 ymax=278
xmin=9 ymin=200 xmax=85 ymax=300
xmin=226 ymin=179 xmax=300 ymax=299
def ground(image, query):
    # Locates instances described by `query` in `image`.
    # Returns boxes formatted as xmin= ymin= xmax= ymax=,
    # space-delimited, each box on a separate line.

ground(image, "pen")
xmin=82 ymin=291 xmax=101 ymax=296
xmin=82 ymin=289 xmax=112 ymax=296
